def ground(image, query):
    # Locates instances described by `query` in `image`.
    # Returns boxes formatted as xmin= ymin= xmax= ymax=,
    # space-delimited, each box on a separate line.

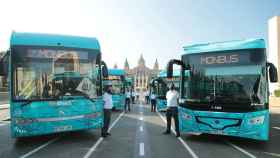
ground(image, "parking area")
xmin=1 ymin=103 xmax=280 ymax=158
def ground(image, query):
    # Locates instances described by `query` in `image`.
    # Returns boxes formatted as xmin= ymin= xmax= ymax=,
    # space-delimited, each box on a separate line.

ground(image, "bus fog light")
xmin=249 ymin=116 xmax=264 ymax=125
xmin=179 ymin=99 xmax=186 ymax=104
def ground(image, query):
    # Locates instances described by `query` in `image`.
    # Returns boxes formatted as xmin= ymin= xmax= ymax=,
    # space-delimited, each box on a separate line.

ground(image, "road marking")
xmin=273 ymin=127 xmax=280 ymax=130
xmin=157 ymin=112 xmax=199 ymax=158
xmin=226 ymin=141 xmax=256 ymax=158
xmin=20 ymin=137 xmax=60 ymax=158
xmin=140 ymin=126 xmax=143 ymax=132
xmin=139 ymin=143 xmax=145 ymax=156
xmin=0 ymin=103 xmax=9 ymax=109
xmin=139 ymin=116 xmax=143 ymax=121
xmin=263 ymin=152 xmax=280 ymax=157
xmin=0 ymin=103 xmax=9 ymax=105
xmin=83 ymin=112 xmax=125 ymax=158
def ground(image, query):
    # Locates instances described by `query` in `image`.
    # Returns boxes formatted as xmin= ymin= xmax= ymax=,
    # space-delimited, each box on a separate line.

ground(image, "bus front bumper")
xmin=156 ymin=99 xmax=167 ymax=112
xmin=11 ymin=112 xmax=103 ymax=137
xmin=179 ymin=107 xmax=269 ymax=141
xmin=112 ymin=95 xmax=125 ymax=110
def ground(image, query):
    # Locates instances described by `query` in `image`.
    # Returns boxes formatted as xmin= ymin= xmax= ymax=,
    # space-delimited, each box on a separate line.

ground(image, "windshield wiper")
xmin=21 ymin=100 xmax=33 ymax=107
xmin=251 ymin=76 xmax=261 ymax=104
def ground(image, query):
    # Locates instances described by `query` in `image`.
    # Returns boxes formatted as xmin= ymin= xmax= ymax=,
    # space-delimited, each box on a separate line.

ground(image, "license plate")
xmin=210 ymin=130 xmax=224 ymax=135
xmin=55 ymin=125 xmax=72 ymax=132
xmin=215 ymin=130 xmax=224 ymax=135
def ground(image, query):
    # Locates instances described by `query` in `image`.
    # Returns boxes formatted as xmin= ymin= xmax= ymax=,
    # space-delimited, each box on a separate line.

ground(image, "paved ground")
xmin=0 ymin=92 xmax=8 ymax=105
xmin=270 ymin=97 xmax=280 ymax=107
xmin=1 ymin=103 xmax=280 ymax=158
xmin=0 ymin=108 xmax=9 ymax=121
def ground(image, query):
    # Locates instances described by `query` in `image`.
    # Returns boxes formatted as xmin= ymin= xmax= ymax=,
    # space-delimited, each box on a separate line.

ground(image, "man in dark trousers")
xmin=150 ymin=91 xmax=157 ymax=112
xmin=102 ymin=83 xmax=113 ymax=137
xmin=125 ymin=89 xmax=131 ymax=112
xmin=131 ymin=90 xmax=135 ymax=104
xmin=163 ymin=83 xmax=180 ymax=137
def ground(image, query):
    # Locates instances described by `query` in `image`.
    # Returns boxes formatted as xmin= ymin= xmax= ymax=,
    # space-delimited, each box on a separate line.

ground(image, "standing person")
xmin=163 ymin=83 xmax=180 ymax=137
xmin=150 ymin=92 xmax=157 ymax=112
xmin=131 ymin=90 xmax=135 ymax=104
xmin=102 ymin=83 xmax=113 ymax=138
xmin=125 ymin=89 xmax=131 ymax=112
xmin=135 ymin=91 xmax=139 ymax=104
xmin=145 ymin=90 xmax=149 ymax=104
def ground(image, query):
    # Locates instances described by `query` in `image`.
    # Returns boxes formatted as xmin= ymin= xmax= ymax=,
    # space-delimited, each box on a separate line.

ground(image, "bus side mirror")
xmin=101 ymin=61 xmax=108 ymax=78
xmin=0 ymin=59 xmax=4 ymax=76
xmin=167 ymin=60 xmax=174 ymax=79
xmin=0 ymin=51 xmax=9 ymax=76
xmin=267 ymin=62 xmax=278 ymax=82
xmin=167 ymin=59 xmax=185 ymax=78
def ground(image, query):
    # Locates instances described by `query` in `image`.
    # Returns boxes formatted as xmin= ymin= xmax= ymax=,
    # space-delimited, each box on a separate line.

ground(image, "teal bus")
xmin=0 ymin=32 xmax=108 ymax=137
xmin=150 ymin=70 xmax=181 ymax=111
xmin=167 ymin=39 xmax=278 ymax=140
xmin=105 ymin=69 xmax=126 ymax=110
xmin=125 ymin=77 xmax=133 ymax=91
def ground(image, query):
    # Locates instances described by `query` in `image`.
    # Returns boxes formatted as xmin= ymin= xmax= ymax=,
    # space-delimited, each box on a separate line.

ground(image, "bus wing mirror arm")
xmin=267 ymin=62 xmax=278 ymax=83
xmin=167 ymin=59 xmax=187 ymax=78
xmin=101 ymin=61 xmax=108 ymax=78
xmin=0 ymin=50 xmax=9 ymax=76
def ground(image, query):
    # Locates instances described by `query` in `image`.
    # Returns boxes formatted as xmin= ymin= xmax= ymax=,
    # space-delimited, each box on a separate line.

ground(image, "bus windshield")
xmin=111 ymin=79 xmax=124 ymax=94
xmin=157 ymin=79 xmax=179 ymax=97
xmin=12 ymin=46 xmax=100 ymax=101
xmin=186 ymin=71 xmax=265 ymax=104
xmin=182 ymin=49 xmax=268 ymax=111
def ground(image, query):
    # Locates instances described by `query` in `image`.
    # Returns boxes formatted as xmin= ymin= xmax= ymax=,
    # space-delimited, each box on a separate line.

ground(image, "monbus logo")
xmin=201 ymin=54 xmax=239 ymax=65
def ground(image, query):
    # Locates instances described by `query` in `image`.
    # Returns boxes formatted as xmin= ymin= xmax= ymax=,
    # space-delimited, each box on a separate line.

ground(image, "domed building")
xmin=124 ymin=54 xmax=160 ymax=92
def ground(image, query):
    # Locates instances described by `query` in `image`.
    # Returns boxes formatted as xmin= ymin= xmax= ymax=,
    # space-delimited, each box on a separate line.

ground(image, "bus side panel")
xmin=10 ymin=98 xmax=104 ymax=137
xmin=179 ymin=107 xmax=269 ymax=141
xmin=112 ymin=94 xmax=125 ymax=110
xmin=156 ymin=99 xmax=167 ymax=111
xmin=179 ymin=107 xmax=199 ymax=132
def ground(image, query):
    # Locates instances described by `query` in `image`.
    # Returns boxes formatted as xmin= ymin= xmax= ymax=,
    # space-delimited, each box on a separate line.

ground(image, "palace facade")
xmin=124 ymin=54 xmax=160 ymax=92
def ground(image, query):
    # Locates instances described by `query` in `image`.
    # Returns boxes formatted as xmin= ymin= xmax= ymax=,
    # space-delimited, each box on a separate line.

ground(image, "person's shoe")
xmin=163 ymin=131 xmax=171 ymax=135
xmin=106 ymin=133 xmax=111 ymax=136
xmin=176 ymin=133 xmax=181 ymax=137
xmin=101 ymin=134 xmax=107 ymax=138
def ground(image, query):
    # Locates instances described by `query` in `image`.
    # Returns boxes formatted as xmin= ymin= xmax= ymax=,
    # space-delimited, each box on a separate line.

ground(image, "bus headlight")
xmin=181 ymin=113 xmax=192 ymax=120
xmin=15 ymin=118 xmax=35 ymax=125
xmin=249 ymin=116 xmax=265 ymax=125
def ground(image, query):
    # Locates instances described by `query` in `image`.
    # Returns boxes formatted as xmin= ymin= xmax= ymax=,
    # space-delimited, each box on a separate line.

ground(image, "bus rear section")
xmin=7 ymin=32 xmax=106 ymax=137
xmin=106 ymin=69 xmax=126 ymax=110
xmin=167 ymin=39 xmax=278 ymax=140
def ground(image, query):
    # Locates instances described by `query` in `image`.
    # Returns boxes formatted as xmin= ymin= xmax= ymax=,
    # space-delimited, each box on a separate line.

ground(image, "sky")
xmin=0 ymin=0 xmax=280 ymax=69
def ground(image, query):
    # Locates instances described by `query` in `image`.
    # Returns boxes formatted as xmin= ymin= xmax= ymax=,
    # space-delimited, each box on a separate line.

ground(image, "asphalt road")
xmin=1 ymin=104 xmax=280 ymax=158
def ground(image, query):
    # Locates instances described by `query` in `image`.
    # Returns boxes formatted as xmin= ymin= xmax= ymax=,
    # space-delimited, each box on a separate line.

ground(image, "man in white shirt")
xmin=135 ymin=91 xmax=139 ymax=104
xmin=125 ymin=89 xmax=131 ymax=112
xmin=145 ymin=90 xmax=150 ymax=104
xmin=131 ymin=90 xmax=135 ymax=104
xmin=150 ymin=92 xmax=157 ymax=112
xmin=102 ymin=83 xmax=113 ymax=137
xmin=163 ymin=83 xmax=180 ymax=137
